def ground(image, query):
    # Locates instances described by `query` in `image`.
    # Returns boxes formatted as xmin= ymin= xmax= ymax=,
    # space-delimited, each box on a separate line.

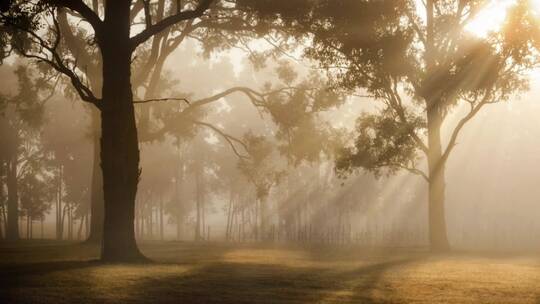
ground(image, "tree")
xmin=238 ymin=132 xmax=284 ymax=240
xmin=19 ymin=169 xmax=54 ymax=239
xmin=0 ymin=63 xmax=50 ymax=241
xmin=24 ymin=0 xmax=303 ymax=246
xmin=1 ymin=0 xmax=214 ymax=261
xmin=275 ymin=0 xmax=538 ymax=250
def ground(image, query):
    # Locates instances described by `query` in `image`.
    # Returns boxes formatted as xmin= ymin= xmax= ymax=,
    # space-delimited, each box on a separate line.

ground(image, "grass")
xmin=2 ymin=241 xmax=540 ymax=303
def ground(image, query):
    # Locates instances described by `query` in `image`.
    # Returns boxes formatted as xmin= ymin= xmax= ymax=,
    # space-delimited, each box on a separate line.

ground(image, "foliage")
xmin=240 ymin=0 xmax=540 ymax=178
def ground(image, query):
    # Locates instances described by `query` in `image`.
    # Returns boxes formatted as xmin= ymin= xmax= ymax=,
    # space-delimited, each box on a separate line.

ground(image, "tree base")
xmin=100 ymin=249 xmax=151 ymax=263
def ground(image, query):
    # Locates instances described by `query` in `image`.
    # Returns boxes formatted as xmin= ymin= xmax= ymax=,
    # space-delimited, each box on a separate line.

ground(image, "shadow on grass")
xmin=0 ymin=241 xmax=424 ymax=304
xmin=120 ymin=257 xmax=421 ymax=304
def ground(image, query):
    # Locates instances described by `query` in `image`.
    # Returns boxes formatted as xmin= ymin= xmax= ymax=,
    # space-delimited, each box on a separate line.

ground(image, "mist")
xmin=2 ymin=1 xmax=540 ymax=303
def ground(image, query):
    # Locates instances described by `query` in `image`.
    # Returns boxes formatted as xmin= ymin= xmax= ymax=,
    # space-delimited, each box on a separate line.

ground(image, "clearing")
xmin=1 ymin=241 xmax=540 ymax=303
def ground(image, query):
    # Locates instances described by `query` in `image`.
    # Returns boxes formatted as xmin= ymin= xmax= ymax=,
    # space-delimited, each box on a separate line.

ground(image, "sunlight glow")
xmin=532 ymin=0 xmax=540 ymax=15
xmin=465 ymin=0 xmax=516 ymax=37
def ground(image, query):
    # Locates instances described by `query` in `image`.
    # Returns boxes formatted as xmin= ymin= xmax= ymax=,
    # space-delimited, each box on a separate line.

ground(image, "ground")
xmin=1 ymin=241 xmax=540 ymax=303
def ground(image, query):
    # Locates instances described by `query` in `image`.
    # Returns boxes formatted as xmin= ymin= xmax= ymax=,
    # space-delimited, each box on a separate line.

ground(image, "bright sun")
xmin=465 ymin=0 xmax=516 ymax=37
xmin=465 ymin=0 xmax=540 ymax=37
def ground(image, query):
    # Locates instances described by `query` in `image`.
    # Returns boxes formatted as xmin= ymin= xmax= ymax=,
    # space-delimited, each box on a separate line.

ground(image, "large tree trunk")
xmin=427 ymin=107 xmax=450 ymax=252
xmin=99 ymin=0 xmax=144 ymax=262
xmin=6 ymin=156 xmax=19 ymax=240
xmin=86 ymin=108 xmax=104 ymax=244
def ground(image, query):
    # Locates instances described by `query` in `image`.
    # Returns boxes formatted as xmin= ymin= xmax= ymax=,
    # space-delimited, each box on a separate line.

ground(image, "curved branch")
xmin=47 ymin=0 xmax=103 ymax=37
xmin=9 ymin=15 xmax=101 ymax=107
xmin=193 ymin=120 xmax=249 ymax=159
xmin=133 ymin=97 xmax=190 ymax=104
xmin=130 ymin=0 xmax=213 ymax=50
xmin=440 ymin=91 xmax=493 ymax=164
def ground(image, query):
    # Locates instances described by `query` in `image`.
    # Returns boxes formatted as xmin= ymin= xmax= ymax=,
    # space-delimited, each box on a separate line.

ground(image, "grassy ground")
xmin=2 ymin=241 xmax=540 ymax=303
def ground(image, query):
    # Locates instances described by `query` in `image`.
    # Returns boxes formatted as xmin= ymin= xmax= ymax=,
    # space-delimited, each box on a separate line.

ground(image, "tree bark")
xmin=6 ymin=156 xmax=19 ymax=240
xmin=99 ymin=0 xmax=144 ymax=262
xmin=427 ymin=107 xmax=450 ymax=251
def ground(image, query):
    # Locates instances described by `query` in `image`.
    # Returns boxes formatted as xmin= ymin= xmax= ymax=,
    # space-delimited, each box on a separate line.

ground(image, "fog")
xmin=7 ymin=1 xmax=540 ymax=303
xmin=3 ymin=39 xmax=540 ymax=251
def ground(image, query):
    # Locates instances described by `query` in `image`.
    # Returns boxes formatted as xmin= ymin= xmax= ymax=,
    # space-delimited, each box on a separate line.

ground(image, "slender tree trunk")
xmin=195 ymin=168 xmax=201 ymax=241
xmin=68 ymin=204 xmax=73 ymax=240
xmin=427 ymin=107 xmax=450 ymax=251
xmin=159 ymin=197 xmax=164 ymax=241
xmin=56 ymin=165 xmax=64 ymax=240
xmin=99 ymin=0 xmax=144 ymax=262
xmin=6 ymin=156 xmax=19 ymax=240
xmin=259 ymin=197 xmax=268 ymax=241
xmin=0 ymin=160 xmax=5 ymax=239
xmin=40 ymin=217 xmax=44 ymax=239
xmin=148 ymin=207 xmax=153 ymax=239
xmin=77 ymin=215 xmax=85 ymax=240
xmin=86 ymin=108 xmax=104 ymax=244
xmin=226 ymin=191 xmax=233 ymax=240
xmin=26 ymin=214 xmax=30 ymax=239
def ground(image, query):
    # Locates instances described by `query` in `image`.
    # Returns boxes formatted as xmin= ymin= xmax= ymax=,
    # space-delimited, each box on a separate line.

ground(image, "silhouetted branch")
xmin=386 ymin=77 xmax=429 ymax=156
xmin=193 ymin=120 xmax=249 ymax=159
xmin=6 ymin=10 xmax=101 ymax=107
xmin=397 ymin=164 xmax=429 ymax=182
xmin=441 ymin=90 xmax=493 ymax=164
xmin=130 ymin=0 xmax=213 ymax=50
xmin=47 ymin=0 xmax=103 ymax=36
xmin=142 ymin=0 xmax=152 ymax=29
xmin=133 ymin=97 xmax=190 ymax=104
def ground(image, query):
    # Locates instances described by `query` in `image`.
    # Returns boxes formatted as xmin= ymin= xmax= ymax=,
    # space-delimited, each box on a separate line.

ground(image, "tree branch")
xmin=133 ymin=97 xmax=190 ymax=104
xmin=193 ymin=120 xmax=249 ymax=159
xmin=386 ymin=77 xmax=429 ymax=155
xmin=47 ymin=0 xmax=103 ymax=37
xmin=130 ymin=0 xmax=213 ymax=50
xmin=440 ymin=90 xmax=493 ymax=164
xmin=7 ymin=11 xmax=101 ymax=107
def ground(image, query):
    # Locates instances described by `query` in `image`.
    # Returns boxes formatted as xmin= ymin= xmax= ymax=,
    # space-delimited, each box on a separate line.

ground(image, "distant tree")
xmin=19 ymin=170 xmax=54 ymax=239
xmin=0 ymin=64 xmax=50 ymax=241
xmin=238 ymin=132 xmax=284 ymax=240
xmin=261 ymin=62 xmax=344 ymax=236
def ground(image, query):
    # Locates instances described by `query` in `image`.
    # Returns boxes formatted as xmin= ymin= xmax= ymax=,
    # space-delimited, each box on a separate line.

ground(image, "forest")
xmin=2 ymin=0 xmax=540 ymax=303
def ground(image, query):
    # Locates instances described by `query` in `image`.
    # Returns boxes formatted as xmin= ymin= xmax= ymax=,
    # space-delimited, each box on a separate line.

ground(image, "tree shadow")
xmin=0 ymin=241 xmax=424 ymax=303
xmin=121 ymin=255 xmax=422 ymax=304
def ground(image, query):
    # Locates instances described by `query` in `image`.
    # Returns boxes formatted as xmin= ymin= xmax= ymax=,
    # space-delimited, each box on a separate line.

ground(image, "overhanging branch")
xmin=130 ymin=0 xmax=213 ymax=50
xmin=193 ymin=120 xmax=249 ymax=159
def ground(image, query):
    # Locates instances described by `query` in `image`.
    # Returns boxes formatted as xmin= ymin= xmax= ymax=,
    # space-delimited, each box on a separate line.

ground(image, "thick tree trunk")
xmin=427 ymin=107 xmax=450 ymax=251
xmin=6 ymin=157 xmax=19 ymax=240
xmin=86 ymin=108 xmax=104 ymax=244
xmin=99 ymin=0 xmax=144 ymax=262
